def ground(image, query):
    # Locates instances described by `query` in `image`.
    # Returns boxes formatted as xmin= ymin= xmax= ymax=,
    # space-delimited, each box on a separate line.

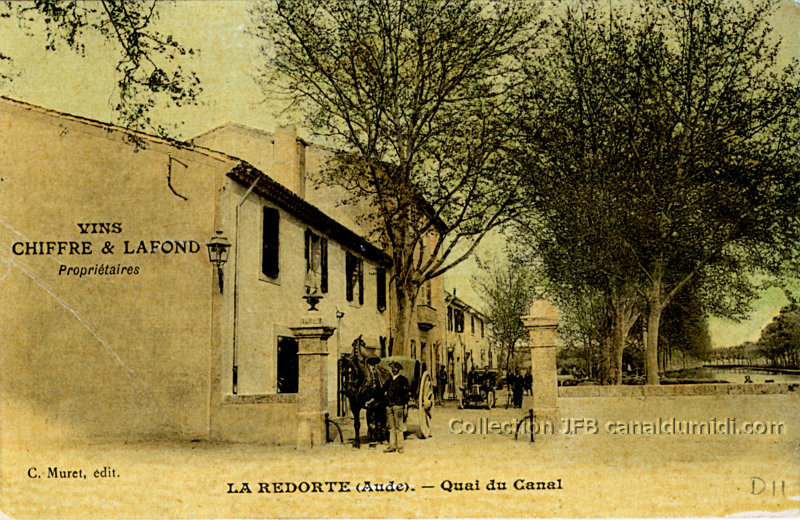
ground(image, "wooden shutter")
xmin=320 ymin=238 xmax=328 ymax=293
xmin=358 ymin=258 xmax=364 ymax=305
xmin=262 ymin=207 xmax=280 ymax=278
xmin=304 ymin=229 xmax=311 ymax=272
xmin=345 ymin=253 xmax=354 ymax=302
xmin=376 ymin=267 xmax=386 ymax=312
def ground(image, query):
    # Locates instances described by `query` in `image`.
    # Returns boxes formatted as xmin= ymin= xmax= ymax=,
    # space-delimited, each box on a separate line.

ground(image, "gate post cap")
xmin=529 ymin=299 xmax=559 ymax=320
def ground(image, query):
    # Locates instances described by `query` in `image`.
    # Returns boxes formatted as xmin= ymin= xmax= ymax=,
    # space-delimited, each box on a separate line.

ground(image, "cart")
xmin=459 ymin=369 xmax=498 ymax=409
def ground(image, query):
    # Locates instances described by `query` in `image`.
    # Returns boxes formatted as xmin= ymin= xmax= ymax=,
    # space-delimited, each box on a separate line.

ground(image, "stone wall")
xmin=559 ymin=383 xmax=799 ymax=398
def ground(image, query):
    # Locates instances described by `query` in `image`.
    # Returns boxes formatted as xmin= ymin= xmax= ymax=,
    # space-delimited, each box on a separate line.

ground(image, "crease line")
xmin=3 ymin=255 xmax=153 ymax=397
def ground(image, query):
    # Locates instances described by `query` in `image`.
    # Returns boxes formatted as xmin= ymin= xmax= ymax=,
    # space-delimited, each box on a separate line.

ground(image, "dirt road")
xmin=2 ymin=393 xmax=798 ymax=518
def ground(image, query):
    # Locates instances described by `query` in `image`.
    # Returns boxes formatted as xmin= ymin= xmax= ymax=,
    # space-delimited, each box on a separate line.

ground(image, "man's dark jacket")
xmin=385 ymin=374 xmax=410 ymax=406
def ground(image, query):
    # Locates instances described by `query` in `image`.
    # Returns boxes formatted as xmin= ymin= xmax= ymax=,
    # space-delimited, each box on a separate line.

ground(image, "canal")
xmin=701 ymin=366 xmax=800 ymax=384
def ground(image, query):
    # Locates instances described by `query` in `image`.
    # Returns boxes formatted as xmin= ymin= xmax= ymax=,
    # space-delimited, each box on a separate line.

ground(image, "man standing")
xmin=513 ymin=372 xmax=525 ymax=409
xmin=385 ymin=361 xmax=410 ymax=453
xmin=437 ymin=365 xmax=448 ymax=403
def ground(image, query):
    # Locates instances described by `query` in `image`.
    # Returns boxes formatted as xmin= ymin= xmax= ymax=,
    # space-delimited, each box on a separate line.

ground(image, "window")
xmin=454 ymin=309 xmax=464 ymax=333
xmin=304 ymin=230 xmax=328 ymax=293
xmin=480 ymin=318 xmax=484 ymax=338
xmin=471 ymin=315 xmax=475 ymax=335
xmin=447 ymin=307 xmax=454 ymax=332
xmin=376 ymin=267 xmax=386 ymax=312
xmin=345 ymin=252 xmax=363 ymax=305
xmin=276 ymin=336 xmax=298 ymax=393
xmin=424 ymin=280 xmax=432 ymax=306
xmin=262 ymin=207 xmax=280 ymax=279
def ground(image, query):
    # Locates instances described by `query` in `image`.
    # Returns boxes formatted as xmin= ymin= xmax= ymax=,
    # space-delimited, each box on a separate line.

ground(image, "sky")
xmin=1 ymin=0 xmax=798 ymax=348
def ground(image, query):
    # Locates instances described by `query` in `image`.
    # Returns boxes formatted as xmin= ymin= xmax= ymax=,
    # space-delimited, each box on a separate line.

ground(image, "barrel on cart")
xmin=379 ymin=356 xmax=434 ymax=438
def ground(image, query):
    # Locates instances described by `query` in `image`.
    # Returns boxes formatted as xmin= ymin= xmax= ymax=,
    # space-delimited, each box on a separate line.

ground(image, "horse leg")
xmin=366 ymin=405 xmax=383 ymax=445
xmin=365 ymin=406 xmax=376 ymax=445
xmin=351 ymin=403 xmax=361 ymax=448
xmin=376 ymin=405 xmax=388 ymax=443
xmin=367 ymin=404 xmax=386 ymax=443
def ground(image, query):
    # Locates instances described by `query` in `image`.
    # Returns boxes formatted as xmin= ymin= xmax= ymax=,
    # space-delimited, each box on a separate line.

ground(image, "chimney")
xmin=273 ymin=125 xmax=305 ymax=197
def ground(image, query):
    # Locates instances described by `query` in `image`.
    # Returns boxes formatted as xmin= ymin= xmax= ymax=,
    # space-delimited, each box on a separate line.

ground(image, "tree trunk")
xmin=392 ymin=285 xmax=416 ymax=356
xmin=609 ymin=296 xmax=638 ymax=385
xmin=599 ymin=335 xmax=613 ymax=385
xmin=612 ymin=316 xmax=625 ymax=385
xmin=645 ymin=284 xmax=664 ymax=385
xmin=642 ymin=318 xmax=648 ymax=377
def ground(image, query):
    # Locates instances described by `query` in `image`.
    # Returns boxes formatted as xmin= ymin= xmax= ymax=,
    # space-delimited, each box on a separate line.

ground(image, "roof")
xmin=192 ymin=121 xmax=308 ymax=145
xmin=0 ymin=95 xmax=235 ymax=164
xmin=227 ymin=162 xmax=392 ymax=267
xmin=194 ymin=122 xmax=447 ymax=234
xmin=444 ymin=290 xmax=487 ymax=319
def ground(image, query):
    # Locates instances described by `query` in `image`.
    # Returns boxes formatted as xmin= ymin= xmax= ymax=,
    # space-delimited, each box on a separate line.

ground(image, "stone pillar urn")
xmin=521 ymin=299 xmax=560 ymax=425
xmin=290 ymin=311 xmax=335 ymax=448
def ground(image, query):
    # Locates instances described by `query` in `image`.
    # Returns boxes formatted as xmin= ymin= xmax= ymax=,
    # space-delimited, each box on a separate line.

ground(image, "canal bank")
xmin=559 ymin=382 xmax=798 ymax=398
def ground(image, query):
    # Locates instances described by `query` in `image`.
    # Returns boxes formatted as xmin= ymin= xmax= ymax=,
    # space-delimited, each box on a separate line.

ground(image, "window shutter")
xmin=262 ymin=207 xmax=280 ymax=278
xmin=358 ymin=258 xmax=364 ymax=305
xmin=376 ymin=268 xmax=386 ymax=312
xmin=345 ymin=253 xmax=354 ymax=302
xmin=304 ymin=229 xmax=310 ymax=272
xmin=320 ymin=238 xmax=328 ymax=293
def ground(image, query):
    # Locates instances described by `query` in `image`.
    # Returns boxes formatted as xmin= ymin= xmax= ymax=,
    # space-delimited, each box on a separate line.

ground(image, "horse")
xmin=340 ymin=336 xmax=390 ymax=448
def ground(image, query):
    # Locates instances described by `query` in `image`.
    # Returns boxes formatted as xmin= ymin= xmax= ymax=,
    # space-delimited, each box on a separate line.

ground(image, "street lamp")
xmin=206 ymin=230 xmax=230 ymax=293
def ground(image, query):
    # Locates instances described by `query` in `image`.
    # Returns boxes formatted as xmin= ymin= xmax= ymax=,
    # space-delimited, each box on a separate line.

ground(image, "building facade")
xmin=1 ymin=97 xmax=455 ymax=445
xmin=193 ymin=122 xmax=447 ymax=381
xmin=440 ymin=290 xmax=493 ymax=399
xmin=0 ymin=97 xmax=396 ymax=444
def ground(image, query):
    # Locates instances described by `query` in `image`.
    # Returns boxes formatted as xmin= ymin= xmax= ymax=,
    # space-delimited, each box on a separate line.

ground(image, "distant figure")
xmin=512 ymin=373 xmax=525 ymax=408
xmin=437 ymin=366 xmax=448 ymax=402
xmin=744 ymin=375 xmax=753 ymax=384
xmin=524 ymin=371 xmax=533 ymax=396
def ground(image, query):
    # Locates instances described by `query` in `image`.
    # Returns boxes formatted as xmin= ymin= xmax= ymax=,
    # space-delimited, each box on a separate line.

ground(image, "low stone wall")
xmin=559 ymin=382 xmax=799 ymax=398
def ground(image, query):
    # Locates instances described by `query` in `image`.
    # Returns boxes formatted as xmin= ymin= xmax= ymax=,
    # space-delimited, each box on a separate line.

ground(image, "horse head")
xmin=351 ymin=335 xmax=367 ymax=360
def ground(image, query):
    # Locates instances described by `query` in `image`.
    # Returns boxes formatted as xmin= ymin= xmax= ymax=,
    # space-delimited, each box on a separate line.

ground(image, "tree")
xmin=254 ymin=0 xmax=538 ymax=353
xmin=551 ymin=288 xmax=616 ymax=383
xmin=658 ymin=288 xmax=713 ymax=370
xmin=474 ymin=261 xmax=537 ymax=374
xmin=1 ymin=1 xmax=201 ymax=137
xmin=516 ymin=0 xmax=800 ymax=384
xmin=758 ymin=305 xmax=800 ymax=367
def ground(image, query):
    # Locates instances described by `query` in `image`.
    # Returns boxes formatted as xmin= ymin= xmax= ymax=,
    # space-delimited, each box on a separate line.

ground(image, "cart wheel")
xmin=417 ymin=370 xmax=434 ymax=438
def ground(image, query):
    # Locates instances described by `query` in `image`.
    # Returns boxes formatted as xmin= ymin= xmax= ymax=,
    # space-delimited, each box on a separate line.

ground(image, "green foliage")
xmin=254 ymin=0 xmax=540 ymax=349
xmin=254 ymin=0 xmax=534 ymax=273
xmin=473 ymin=260 xmax=537 ymax=371
xmin=756 ymin=305 xmax=800 ymax=367
xmin=659 ymin=289 xmax=713 ymax=362
xmin=515 ymin=0 xmax=800 ymax=383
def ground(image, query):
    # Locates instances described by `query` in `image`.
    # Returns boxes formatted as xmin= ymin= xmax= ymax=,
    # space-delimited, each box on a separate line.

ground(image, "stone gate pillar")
xmin=521 ymin=300 xmax=560 ymax=424
xmin=290 ymin=312 xmax=335 ymax=448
